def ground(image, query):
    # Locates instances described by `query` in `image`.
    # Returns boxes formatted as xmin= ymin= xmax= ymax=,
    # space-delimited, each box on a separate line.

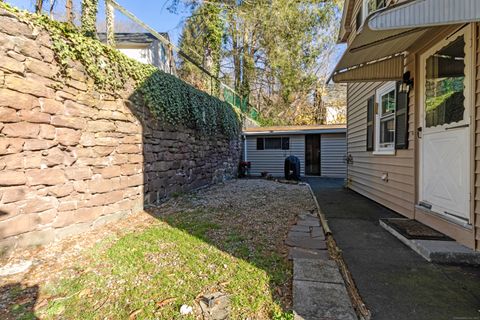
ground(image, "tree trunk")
xmin=49 ymin=0 xmax=55 ymax=17
xmin=66 ymin=0 xmax=73 ymax=23
xmin=35 ymin=0 xmax=43 ymax=14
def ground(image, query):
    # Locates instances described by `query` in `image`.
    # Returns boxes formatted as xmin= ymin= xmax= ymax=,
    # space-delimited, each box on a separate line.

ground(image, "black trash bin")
xmin=284 ymin=155 xmax=300 ymax=180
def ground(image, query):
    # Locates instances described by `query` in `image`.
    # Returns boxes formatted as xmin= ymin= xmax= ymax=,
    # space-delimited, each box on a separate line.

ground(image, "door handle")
xmin=445 ymin=124 xmax=469 ymax=130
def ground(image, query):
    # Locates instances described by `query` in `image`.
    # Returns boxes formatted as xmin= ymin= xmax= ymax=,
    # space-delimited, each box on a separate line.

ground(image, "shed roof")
xmin=243 ymin=124 xmax=346 ymax=136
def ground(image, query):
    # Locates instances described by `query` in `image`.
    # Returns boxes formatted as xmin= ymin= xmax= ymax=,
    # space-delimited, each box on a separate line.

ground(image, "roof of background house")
xmin=97 ymin=32 xmax=170 ymax=44
xmin=243 ymin=124 xmax=346 ymax=136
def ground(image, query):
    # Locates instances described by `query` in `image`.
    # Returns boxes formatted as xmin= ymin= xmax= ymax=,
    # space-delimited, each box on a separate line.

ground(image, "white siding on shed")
xmin=321 ymin=134 xmax=347 ymax=178
xmin=246 ymin=135 xmax=305 ymax=176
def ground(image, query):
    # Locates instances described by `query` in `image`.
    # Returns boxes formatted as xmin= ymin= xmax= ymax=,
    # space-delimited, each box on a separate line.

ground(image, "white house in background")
xmin=242 ymin=125 xmax=347 ymax=178
xmin=323 ymin=83 xmax=347 ymax=124
xmin=98 ymin=32 xmax=175 ymax=74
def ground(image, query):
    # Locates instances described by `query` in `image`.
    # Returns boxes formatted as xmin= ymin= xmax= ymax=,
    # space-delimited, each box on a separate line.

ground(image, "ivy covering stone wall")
xmin=0 ymin=6 xmax=241 ymax=250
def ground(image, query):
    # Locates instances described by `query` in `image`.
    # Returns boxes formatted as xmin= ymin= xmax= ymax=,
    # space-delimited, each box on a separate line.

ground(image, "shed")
xmin=242 ymin=125 xmax=347 ymax=178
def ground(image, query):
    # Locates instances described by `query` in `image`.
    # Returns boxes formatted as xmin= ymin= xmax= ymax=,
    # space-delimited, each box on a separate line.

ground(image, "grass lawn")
xmin=18 ymin=180 xmax=314 ymax=319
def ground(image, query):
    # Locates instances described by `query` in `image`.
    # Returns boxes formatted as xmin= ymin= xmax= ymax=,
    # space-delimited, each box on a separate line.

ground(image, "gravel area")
xmin=0 ymin=178 xmax=317 ymax=318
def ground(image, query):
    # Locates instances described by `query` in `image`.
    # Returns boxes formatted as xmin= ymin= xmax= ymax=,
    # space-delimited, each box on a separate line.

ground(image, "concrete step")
xmin=380 ymin=219 xmax=480 ymax=265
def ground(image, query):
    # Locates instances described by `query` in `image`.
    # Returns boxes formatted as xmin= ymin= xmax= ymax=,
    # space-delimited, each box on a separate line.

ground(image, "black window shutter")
xmin=395 ymin=81 xmax=409 ymax=150
xmin=256 ymin=138 xmax=264 ymax=150
xmin=366 ymin=95 xmax=375 ymax=151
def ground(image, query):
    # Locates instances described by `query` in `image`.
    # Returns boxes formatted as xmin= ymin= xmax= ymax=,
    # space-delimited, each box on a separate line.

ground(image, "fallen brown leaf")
xmin=276 ymin=287 xmax=282 ymax=296
xmin=156 ymin=297 xmax=176 ymax=308
xmin=129 ymin=308 xmax=143 ymax=319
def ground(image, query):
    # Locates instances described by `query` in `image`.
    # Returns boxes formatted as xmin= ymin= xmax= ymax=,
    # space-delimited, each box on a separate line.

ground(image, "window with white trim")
xmin=375 ymin=82 xmax=396 ymax=152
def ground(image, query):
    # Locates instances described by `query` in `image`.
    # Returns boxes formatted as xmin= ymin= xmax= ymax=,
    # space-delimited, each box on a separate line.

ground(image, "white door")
xmin=419 ymin=26 xmax=472 ymax=223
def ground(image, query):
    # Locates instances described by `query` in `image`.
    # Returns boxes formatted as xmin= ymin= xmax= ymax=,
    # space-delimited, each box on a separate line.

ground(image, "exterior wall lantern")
xmin=400 ymin=71 xmax=414 ymax=93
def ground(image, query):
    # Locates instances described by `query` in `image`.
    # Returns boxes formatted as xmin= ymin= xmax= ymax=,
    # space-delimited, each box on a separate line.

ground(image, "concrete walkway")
xmin=286 ymin=212 xmax=357 ymax=320
xmin=308 ymin=177 xmax=480 ymax=320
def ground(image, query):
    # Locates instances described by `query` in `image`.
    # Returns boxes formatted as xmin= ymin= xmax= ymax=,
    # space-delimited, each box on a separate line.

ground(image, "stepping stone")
xmin=296 ymin=219 xmax=320 ymax=227
xmin=310 ymin=226 xmax=325 ymax=239
xmin=293 ymin=259 xmax=343 ymax=284
xmin=290 ymin=225 xmax=311 ymax=233
xmin=288 ymin=231 xmax=311 ymax=242
xmin=293 ymin=280 xmax=357 ymax=320
xmin=298 ymin=213 xmax=317 ymax=220
xmin=298 ymin=215 xmax=318 ymax=222
xmin=285 ymin=237 xmax=326 ymax=249
xmin=288 ymin=247 xmax=330 ymax=261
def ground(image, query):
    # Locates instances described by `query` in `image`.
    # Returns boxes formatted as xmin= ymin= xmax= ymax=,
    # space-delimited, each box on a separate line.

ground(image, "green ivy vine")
xmin=0 ymin=2 xmax=240 ymax=138
xmin=80 ymin=0 xmax=98 ymax=38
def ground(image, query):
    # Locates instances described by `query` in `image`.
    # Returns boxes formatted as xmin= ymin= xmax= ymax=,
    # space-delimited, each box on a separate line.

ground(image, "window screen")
xmin=256 ymin=137 xmax=290 ymax=150
xmin=265 ymin=138 xmax=282 ymax=149
xmin=378 ymin=88 xmax=396 ymax=150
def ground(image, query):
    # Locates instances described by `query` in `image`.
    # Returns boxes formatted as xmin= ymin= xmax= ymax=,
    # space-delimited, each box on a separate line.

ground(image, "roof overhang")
xmin=332 ymin=55 xmax=404 ymax=83
xmin=330 ymin=0 xmax=480 ymax=83
xmin=369 ymin=0 xmax=480 ymax=31
xmin=243 ymin=128 xmax=346 ymax=136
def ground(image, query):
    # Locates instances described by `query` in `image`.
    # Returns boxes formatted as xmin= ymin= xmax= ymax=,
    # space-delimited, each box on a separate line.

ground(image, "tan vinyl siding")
xmin=246 ymin=135 xmax=305 ymax=176
xmin=321 ymin=134 xmax=347 ymax=178
xmin=475 ymin=23 xmax=480 ymax=250
xmin=347 ymin=81 xmax=416 ymax=218
xmin=343 ymin=5 xmax=478 ymax=250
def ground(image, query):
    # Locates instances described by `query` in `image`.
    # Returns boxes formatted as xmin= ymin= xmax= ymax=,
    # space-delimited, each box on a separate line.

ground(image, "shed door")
xmin=305 ymin=135 xmax=321 ymax=176
xmin=419 ymin=27 xmax=471 ymax=223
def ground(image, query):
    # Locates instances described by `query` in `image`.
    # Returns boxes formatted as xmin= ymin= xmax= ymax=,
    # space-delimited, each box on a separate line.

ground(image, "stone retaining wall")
xmin=0 ymin=10 xmax=240 ymax=250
